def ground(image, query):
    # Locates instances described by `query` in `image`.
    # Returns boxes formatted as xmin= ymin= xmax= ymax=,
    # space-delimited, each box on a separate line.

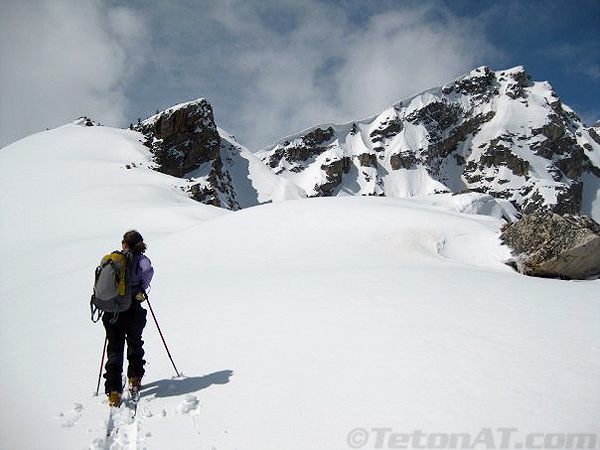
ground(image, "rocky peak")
xmin=134 ymin=99 xmax=221 ymax=178
xmin=133 ymin=98 xmax=243 ymax=209
xmin=133 ymin=99 xmax=305 ymax=211
xmin=257 ymin=66 xmax=600 ymax=221
xmin=442 ymin=66 xmax=497 ymax=100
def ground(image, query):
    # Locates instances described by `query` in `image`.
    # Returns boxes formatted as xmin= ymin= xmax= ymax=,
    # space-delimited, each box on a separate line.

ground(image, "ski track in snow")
xmin=74 ymin=389 xmax=204 ymax=449
xmin=89 ymin=397 xmax=143 ymax=450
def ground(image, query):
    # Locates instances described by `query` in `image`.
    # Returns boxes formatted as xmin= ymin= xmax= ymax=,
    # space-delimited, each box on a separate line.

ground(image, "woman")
xmin=103 ymin=230 xmax=154 ymax=407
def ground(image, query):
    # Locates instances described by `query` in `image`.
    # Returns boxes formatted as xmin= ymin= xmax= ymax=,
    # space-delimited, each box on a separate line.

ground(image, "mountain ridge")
xmin=256 ymin=65 xmax=600 ymax=221
xmin=6 ymin=65 xmax=599 ymax=221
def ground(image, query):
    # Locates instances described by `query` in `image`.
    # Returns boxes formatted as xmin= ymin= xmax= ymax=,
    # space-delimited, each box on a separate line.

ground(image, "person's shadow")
xmin=141 ymin=370 xmax=233 ymax=398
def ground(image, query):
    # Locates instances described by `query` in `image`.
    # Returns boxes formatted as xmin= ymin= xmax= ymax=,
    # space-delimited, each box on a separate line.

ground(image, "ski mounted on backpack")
xmin=90 ymin=251 xmax=138 ymax=324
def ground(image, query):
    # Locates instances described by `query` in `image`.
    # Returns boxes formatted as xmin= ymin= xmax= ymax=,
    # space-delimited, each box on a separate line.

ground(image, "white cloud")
xmin=199 ymin=1 xmax=498 ymax=149
xmin=332 ymin=7 xmax=489 ymax=118
xmin=0 ymin=0 xmax=148 ymax=147
xmin=0 ymin=0 xmax=500 ymax=150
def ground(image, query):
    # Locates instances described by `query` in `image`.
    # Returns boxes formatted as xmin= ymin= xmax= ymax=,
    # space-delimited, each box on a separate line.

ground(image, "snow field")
xmin=0 ymin=124 xmax=598 ymax=449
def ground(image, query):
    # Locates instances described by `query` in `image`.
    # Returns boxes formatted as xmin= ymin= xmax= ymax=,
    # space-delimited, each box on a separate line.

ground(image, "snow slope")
xmin=257 ymin=66 xmax=600 ymax=221
xmin=0 ymin=125 xmax=599 ymax=449
xmin=217 ymin=128 xmax=306 ymax=207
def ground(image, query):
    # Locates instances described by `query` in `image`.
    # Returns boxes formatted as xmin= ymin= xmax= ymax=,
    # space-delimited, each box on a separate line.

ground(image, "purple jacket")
xmin=128 ymin=253 xmax=154 ymax=292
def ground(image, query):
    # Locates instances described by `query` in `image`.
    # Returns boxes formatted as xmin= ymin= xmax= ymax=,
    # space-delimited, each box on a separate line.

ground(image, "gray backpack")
xmin=90 ymin=251 xmax=132 ymax=323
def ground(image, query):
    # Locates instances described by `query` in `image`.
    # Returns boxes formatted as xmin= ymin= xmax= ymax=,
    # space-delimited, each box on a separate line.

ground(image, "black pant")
xmin=102 ymin=306 xmax=147 ymax=394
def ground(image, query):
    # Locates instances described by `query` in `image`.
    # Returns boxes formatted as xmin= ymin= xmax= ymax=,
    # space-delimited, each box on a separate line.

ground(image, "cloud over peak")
xmin=187 ymin=0 xmax=499 ymax=149
xmin=3 ymin=0 xmax=596 ymax=150
xmin=0 ymin=0 xmax=148 ymax=146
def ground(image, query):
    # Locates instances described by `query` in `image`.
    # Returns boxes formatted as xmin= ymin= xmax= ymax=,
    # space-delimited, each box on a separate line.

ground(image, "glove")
xmin=135 ymin=292 xmax=146 ymax=302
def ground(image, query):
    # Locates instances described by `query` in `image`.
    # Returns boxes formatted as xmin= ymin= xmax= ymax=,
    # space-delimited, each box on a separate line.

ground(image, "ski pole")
xmin=146 ymin=296 xmax=181 ymax=377
xmin=95 ymin=335 xmax=108 ymax=396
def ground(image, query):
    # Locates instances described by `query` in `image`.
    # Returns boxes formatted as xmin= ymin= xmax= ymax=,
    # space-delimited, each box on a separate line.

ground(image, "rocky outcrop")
xmin=390 ymin=151 xmax=417 ymax=170
xmin=427 ymin=111 xmax=496 ymax=164
xmin=504 ymin=68 xmax=532 ymax=100
xmin=132 ymin=98 xmax=307 ymax=211
xmin=187 ymin=155 xmax=239 ymax=209
xmin=316 ymin=157 xmax=352 ymax=196
xmin=442 ymin=66 xmax=496 ymax=101
xmin=406 ymin=102 xmax=462 ymax=132
xmin=370 ymin=117 xmax=403 ymax=143
xmin=135 ymin=99 xmax=221 ymax=178
xmin=134 ymin=99 xmax=242 ymax=209
xmin=74 ymin=116 xmax=99 ymax=127
xmin=501 ymin=212 xmax=600 ymax=279
xmin=479 ymin=143 xmax=529 ymax=177
xmin=357 ymin=153 xmax=377 ymax=168
xmin=267 ymin=127 xmax=335 ymax=170
xmin=532 ymin=114 xmax=585 ymax=175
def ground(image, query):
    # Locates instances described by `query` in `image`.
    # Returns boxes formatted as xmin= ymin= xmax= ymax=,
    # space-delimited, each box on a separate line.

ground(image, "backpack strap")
xmin=108 ymin=306 xmax=120 ymax=324
xmin=90 ymin=294 xmax=121 ymax=324
xmin=90 ymin=295 xmax=103 ymax=323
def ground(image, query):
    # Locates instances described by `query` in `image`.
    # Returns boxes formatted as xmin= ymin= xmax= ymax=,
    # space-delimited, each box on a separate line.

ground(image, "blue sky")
xmin=1 ymin=0 xmax=598 ymax=149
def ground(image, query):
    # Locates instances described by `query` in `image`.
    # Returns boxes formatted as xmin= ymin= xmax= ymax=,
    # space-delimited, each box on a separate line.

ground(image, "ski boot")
xmin=108 ymin=391 xmax=122 ymax=407
xmin=128 ymin=377 xmax=142 ymax=398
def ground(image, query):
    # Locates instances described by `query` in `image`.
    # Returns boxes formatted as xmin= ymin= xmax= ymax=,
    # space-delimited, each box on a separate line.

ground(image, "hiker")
xmin=103 ymin=230 xmax=154 ymax=407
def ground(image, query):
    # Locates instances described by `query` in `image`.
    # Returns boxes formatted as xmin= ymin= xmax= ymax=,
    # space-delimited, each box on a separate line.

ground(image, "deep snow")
xmin=0 ymin=124 xmax=598 ymax=449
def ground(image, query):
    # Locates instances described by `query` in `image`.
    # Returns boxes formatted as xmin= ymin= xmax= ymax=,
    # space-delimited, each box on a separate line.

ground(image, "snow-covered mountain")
xmin=257 ymin=66 xmax=600 ymax=221
xmin=121 ymin=67 xmax=600 ymax=222
xmin=0 ymin=95 xmax=599 ymax=449
xmin=134 ymin=99 xmax=304 ymax=210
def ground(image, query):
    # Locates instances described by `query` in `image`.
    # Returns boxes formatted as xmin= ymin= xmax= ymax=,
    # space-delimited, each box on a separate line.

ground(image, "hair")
xmin=122 ymin=230 xmax=147 ymax=254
